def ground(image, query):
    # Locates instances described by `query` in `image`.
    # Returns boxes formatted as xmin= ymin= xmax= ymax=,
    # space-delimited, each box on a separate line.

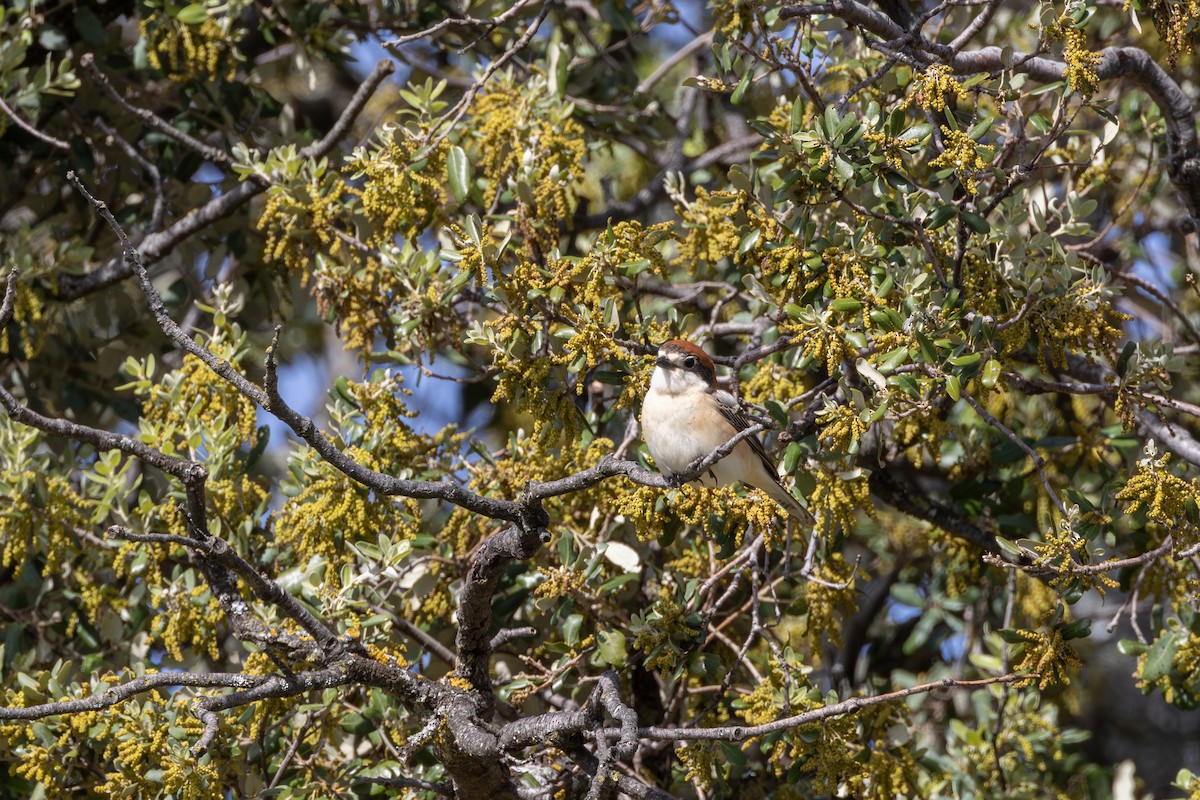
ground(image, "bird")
xmin=640 ymin=340 xmax=813 ymax=524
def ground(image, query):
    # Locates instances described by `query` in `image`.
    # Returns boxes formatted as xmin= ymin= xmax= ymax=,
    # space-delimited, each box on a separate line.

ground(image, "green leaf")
xmin=764 ymin=400 xmax=788 ymax=429
xmin=874 ymin=273 xmax=894 ymax=298
xmin=562 ymin=614 xmax=583 ymax=647
xmin=176 ymin=4 xmax=210 ymax=24
xmin=981 ymin=358 xmax=1001 ymax=388
xmin=782 ymin=441 xmax=802 ymax=474
xmin=960 ymin=210 xmax=991 ymax=234
xmin=515 ymin=179 xmax=537 ymax=208
xmin=730 ymin=70 xmax=752 ymax=104
xmin=830 ymin=297 xmax=863 ymax=313
xmin=822 ymin=103 xmax=845 ymax=137
xmin=591 ymin=370 xmax=628 ymax=385
xmin=997 ymin=628 xmax=1028 ymax=644
xmin=945 ymin=373 xmax=961 ymax=401
xmin=925 ymin=205 xmax=957 ymax=230
xmin=891 ymin=373 xmax=920 ymax=398
xmin=913 ymin=330 xmax=938 ymax=363
xmin=737 ymin=228 xmax=760 ymax=256
xmin=1059 ymin=618 xmax=1091 ymax=640
xmin=833 ymin=156 xmax=854 ymax=184
xmin=719 ymin=741 xmax=748 ymax=768
xmin=968 ymin=115 xmax=994 ymax=139
xmin=1116 ymin=341 xmax=1136 ymax=378
xmin=244 ymin=425 xmax=270 ymax=472
xmin=995 ymin=536 xmax=1022 ymax=557
xmin=1141 ymin=632 xmax=1179 ymax=682
xmin=598 ymin=573 xmax=640 ymax=592
xmin=447 ymin=145 xmax=471 ymax=205
xmin=37 ymin=25 xmax=70 ymax=51
xmin=889 ymin=583 xmax=924 ymax=607
xmin=547 ymin=33 xmax=569 ymax=99
xmin=596 ymin=629 xmax=627 ymax=667
xmin=74 ymin=7 xmax=107 ymax=45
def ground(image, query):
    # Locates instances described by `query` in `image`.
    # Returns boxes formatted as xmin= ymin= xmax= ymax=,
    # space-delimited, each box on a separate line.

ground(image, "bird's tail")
xmin=762 ymin=480 xmax=814 ymax=525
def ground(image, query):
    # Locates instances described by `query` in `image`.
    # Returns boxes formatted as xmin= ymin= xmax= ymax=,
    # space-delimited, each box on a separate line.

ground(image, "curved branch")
xmin=109 ymin=526 xmax=345 ymax=659
xmin=0 ymin=94 xmax=69 ymax=150
xmin=262 ymin=328 xmax=523 ymax=521
xmin=80 ymin=53 xmax=231 ymax=165
xmin=455 ymin=524 xmax=550 ymax=704
xmin=192 ymin=665 xmax=354 ymax=754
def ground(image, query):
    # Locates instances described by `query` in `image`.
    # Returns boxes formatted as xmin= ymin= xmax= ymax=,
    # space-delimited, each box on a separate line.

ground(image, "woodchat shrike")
xmin=640 ymin=340 xmax=812 ymax=524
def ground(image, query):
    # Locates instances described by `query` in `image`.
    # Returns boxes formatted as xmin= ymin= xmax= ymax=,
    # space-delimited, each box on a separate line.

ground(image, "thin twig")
xmin=418 ymin=3 xmax=551 ymax=157
xmin=599 ymin=674 xmax=1026 ymax=742
xmin=961 ymin=389 xmax=1067 ymax=515
xmin=0 ymin=95 xmax=69 ymax=149
xmin=81 ymin=53 xmax=230 ymax=164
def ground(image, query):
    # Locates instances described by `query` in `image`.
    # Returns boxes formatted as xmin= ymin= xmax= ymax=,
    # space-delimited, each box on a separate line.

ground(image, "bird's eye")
xmin=683 ymin=356 xmax=697 ymax=369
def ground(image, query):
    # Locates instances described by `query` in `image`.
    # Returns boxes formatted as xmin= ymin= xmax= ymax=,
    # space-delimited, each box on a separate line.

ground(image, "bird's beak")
xmin=655 ymin=355 xmax=674 ymax=369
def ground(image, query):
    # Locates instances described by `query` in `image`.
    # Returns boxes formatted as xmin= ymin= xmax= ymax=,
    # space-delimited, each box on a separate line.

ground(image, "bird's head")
xmin=650 ymin=340 xmax=717 ymax=395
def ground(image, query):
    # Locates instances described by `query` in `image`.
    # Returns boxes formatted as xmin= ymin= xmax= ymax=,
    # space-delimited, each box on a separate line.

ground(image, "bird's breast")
xmin=641 ymin=390 xmax=731 ymax=475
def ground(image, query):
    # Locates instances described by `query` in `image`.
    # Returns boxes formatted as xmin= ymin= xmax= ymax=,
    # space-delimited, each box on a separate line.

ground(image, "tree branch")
xmin=80 ymin=53 xmax=231 ymax=165
xmin=961 ymin=389 xmax=1068 ymax=515
xmin=0 ymin=670 xmax=267 ymax=721
xmin=191 ymin=665 xmax=354 ymax=754
xmin=0 ymin=94 xmax=69 ymax=150
xmin=64 ymin=178 xmax=524 ymax=522
xmin=615 ymin=674 xmax=1024 ymax=742
xmin=262 ymin=327 xmax=524 ymax=520
xmin=108 ymin=526 xmax=346 ymax=659
xmin=455 ymin=523 xmax=550 ymax=705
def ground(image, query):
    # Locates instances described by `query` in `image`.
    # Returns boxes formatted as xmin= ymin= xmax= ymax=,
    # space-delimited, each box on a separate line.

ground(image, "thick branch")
xmin=437 ymin=692 xmax=519 ymax=799
xmin=872 ymin=471 xmax=1001 ymax=556
xmin=455 ymin=524 xmax=550 ymax=705
xmin=191 ymin=665 xmax=354 ymax=754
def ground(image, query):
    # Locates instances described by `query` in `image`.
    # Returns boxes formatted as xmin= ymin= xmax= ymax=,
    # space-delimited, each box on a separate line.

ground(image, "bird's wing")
xmin=711 ymin=389 xmax=782 ymax=482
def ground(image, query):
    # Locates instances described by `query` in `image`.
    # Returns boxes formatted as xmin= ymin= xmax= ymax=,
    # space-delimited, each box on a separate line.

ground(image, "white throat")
xmin=649 ymin=365 xmax=709 ymax=396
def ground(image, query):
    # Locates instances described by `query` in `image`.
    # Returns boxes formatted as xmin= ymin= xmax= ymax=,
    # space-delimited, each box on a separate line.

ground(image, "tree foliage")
xmin=2 ymin=0 xmax=1200 ymax=797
